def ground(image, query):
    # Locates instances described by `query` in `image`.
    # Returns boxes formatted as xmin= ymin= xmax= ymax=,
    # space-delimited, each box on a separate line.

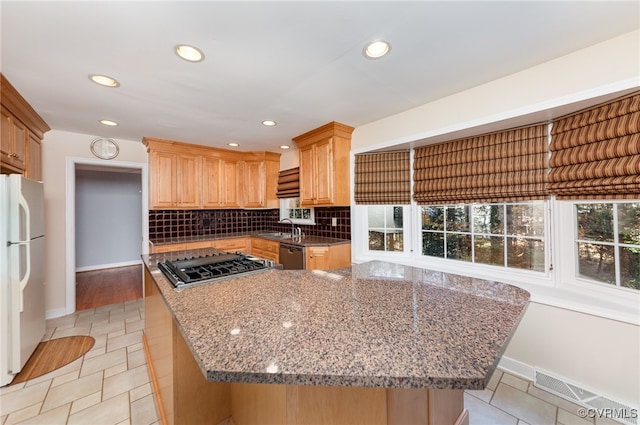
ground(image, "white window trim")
xmin=352 ymin=199 xmax=640 ymax=325
xmin=279 ymin=198 xmax=315 ymax=225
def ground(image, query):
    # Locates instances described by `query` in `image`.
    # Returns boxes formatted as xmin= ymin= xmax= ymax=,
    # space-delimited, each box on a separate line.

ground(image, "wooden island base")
xmin=143 ymin=328 xmax=469 ymax=425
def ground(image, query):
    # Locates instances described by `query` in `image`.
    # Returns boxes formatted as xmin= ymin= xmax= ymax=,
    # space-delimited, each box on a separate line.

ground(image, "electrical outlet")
xmin=331 ymin=217 xmax=337 ymax=227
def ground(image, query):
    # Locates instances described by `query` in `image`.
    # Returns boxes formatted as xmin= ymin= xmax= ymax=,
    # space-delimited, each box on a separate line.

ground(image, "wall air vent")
xmin=534 ymin=369 xmax=638 ymax=425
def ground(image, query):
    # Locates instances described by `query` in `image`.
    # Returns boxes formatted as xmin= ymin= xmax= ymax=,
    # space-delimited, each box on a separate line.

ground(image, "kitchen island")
xmin=142 ymin=248 xmax=529 ymax=425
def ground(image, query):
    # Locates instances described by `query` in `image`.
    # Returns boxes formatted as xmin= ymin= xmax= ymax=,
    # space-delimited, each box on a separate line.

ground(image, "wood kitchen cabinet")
xmin=144 ymin=137 xmax=280 ymax=210
xmin=150 ymin=237 xmax=250 ymax=254
xmin=1 ymin=106 xmax=27 ymax=172
xmin=176 ymin=154 xmax=202 ymax=208
xmin=0 ymin=74 xmax=49 ymax=178
xmin=293 ymin=121 xmax=354 ymax=207
xmin=202 ymin=156 xmax=243 ymax=208
xmin=147 ymin=148 xmax=202 ymax=209
xmin=212 ymin=237 xmax=249 ymax=253
xmin=144 ymin=267 xmax=230 ymax=425
xmin=250 ymin=237 xmax=279 ymax=263
xmin=305 ymin=243 xmax=351 ymax=270
xmin=25 ymin=132 xmax=42 ymax=181
xmin=243 ymin=153 xmax=280 ymax=209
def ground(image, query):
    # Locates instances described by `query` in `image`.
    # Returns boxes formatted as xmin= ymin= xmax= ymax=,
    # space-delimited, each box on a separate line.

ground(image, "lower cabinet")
xmin=212 ymin=237 xmax=249 ymax=253
xmin=144 ymin=268 xmax=230 ymax=425
xmin=151 ymin=241 xmax=209 ymax=254
xmin=150 ymin=238 xmax=249 ymax=254
xmin=306 ymin=243 xmax=351 ymax=270
xmin=250 ymin=237 xmax=279 ymax=263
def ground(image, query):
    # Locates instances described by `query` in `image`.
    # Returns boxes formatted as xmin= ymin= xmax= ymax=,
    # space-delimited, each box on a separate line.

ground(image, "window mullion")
xmin=503 ymin=204 xmax=508 ymax=268
xmin=613 ymin=203 xmax=621 ymax=287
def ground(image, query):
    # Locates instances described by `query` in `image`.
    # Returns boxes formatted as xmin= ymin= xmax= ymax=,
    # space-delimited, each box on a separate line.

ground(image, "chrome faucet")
xmin=279 ymin=218 xmax=295 ymax=237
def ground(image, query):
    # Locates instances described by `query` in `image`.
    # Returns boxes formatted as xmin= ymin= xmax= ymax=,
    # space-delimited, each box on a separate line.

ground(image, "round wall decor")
xmin=90 ymin=137 xmax=119 ymax=160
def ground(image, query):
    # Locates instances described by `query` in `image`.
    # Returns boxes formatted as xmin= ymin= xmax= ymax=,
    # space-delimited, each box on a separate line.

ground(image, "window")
xmin=367 ymin=206 xmax=404 ymax=252
xmin=575 ymin=202 xmax=640 ymax=291
xmin=279 ymin=198 xmax=314 ymax=225
xmin=421 ymin=202 xmax=546 ymax=272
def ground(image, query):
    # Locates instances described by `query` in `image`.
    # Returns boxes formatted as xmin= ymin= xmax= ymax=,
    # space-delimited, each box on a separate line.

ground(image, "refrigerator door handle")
xmin=15 ymin=192 xmax=32 ymax=313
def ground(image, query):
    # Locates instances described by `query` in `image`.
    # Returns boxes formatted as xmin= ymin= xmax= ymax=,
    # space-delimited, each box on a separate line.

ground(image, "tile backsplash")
xmin=149 ymin=207 xmax=351 ymax=241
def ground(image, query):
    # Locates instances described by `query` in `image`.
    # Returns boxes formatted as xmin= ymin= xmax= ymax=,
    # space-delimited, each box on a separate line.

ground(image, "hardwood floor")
xmin=76 ymin=265 xmax=143 ymax=310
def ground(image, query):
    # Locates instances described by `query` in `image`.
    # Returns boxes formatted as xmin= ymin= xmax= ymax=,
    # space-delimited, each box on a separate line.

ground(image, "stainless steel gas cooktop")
xmin=157 ymin=252 xmax=279 ymax=289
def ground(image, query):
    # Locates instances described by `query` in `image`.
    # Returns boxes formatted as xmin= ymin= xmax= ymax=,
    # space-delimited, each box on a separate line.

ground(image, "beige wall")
xmin=41 ymin=130 xmax=147 ymax=317
xmin=349 ymin=30 xmax=640 ymax=404
xmin=352 ymin=30 xmax=639 ymax=151
xmin=504 ymin=302 xmax=639 ymax=405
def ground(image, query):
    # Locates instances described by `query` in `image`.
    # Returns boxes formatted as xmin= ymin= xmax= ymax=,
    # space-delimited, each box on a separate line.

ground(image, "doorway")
xmin=65 ymin=158 xmax=148 ymax=314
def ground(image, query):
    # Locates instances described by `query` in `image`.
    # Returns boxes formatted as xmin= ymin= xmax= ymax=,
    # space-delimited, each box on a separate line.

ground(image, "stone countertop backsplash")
xmin=150 ymin=231 xmax=351 ymax=247
xmin=143 ymin=249 xmax=530 ymax=390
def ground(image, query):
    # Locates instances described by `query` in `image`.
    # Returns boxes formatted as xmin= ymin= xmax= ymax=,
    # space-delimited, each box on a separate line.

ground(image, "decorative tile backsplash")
xmin=149 ymin=207 xmax=351 ymax=241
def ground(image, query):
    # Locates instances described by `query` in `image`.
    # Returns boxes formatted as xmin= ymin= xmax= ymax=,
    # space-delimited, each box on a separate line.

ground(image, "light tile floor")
xmin=0 ymin=299 xmax=617 ymax=425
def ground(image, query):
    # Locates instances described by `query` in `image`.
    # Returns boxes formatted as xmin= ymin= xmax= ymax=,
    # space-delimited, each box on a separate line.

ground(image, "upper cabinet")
xmin=243 ymin=153 xmax=280 ymax=209
xmin=202 ymin=156 xmax=243 ymax=209
xmin=293 ymin=121 xmax=354 ymax=207
xmin=144 ymin=137 xmax=280 ymax=210
xmin=0 ymin=74 xmax=50 ymax=179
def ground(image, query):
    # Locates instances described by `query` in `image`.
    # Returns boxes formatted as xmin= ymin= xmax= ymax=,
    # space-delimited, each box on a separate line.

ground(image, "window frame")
xmin=353 ymin=204 xmax=413 ymax=261
xmin=419 ymin=202 xmax=548 ymax=273
xmin=279 ymin=198 xmax=315 ymax=225
xmin=555 ymin=199 xmax=640 ymax=297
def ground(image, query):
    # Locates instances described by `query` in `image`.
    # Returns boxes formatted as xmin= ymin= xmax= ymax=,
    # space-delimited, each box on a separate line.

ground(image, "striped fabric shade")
xmin=549 ymin=92 xmax=640 ymax=199
xmin=413 ymin=124 xmax=549 ymax=204
xmin=354 ymin=151 xmax=410 ymax=204
xmin=276 ymin=167 xmax=300 ymax=198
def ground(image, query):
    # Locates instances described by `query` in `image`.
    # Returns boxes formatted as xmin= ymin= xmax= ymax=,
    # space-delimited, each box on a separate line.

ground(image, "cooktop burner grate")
xmin=157 ymin=252 xmax=278 ymax=290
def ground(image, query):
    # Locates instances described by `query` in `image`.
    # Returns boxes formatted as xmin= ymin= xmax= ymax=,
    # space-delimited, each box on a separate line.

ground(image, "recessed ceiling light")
xmin=262 ymin=120 xmax=277 ymax=127
xmin=227 ymin=142 xmax=239 ymax=147
xmin=99 ymin=119 xmax=118 ymax=126
xmin=279 ymin=145 xmax=290 ymax=150
xmin=363 ymin=40 xmax=391 ymax=59
xmin=175 ymin=44 xmax=204 ymax=62
xmin=89 ymin=74 xmax=120 ymax=87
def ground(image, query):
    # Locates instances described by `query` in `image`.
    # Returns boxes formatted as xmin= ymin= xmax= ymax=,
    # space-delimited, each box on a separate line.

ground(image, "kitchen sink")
xmin=258 ymin=232 xmax=292 ymax=239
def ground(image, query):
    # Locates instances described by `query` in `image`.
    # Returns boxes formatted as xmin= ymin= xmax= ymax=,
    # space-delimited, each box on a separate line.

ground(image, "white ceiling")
xmin=1 ymin=1 xmax=638 ymax=152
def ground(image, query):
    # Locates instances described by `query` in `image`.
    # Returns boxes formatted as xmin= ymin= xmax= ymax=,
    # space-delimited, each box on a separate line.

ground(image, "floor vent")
xmin=534 ymin=369 xmax=638 ymax=425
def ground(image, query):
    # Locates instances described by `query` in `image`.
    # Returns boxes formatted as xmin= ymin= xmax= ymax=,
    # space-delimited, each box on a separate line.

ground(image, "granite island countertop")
xmin=142 ymin=249 xmax=529 ymax=390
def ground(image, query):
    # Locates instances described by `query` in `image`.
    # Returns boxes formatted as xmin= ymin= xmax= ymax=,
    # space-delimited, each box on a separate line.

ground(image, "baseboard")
xmin=75 ymin=260 xmax=142 ymax=273
xmin=497 ymin=355 xmax=535 ymax=382
xmin=45 ymin=307 xmax=69 ymax=320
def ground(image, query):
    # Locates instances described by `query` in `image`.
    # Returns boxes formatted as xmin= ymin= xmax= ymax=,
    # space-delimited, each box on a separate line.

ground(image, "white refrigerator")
xmin=0 ymin=175 xmax=46 ymax=386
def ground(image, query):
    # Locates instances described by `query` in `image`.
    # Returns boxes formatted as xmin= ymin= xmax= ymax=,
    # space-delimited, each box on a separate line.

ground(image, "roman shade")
xmin=413 ymin=123 xmax=549 ymax=204
xmin=354 ymin=151 xmax=410 ymax=204
xmin=549 ymin=92 xmax=640 ymax=199
xmin=276 ymin=167 xmax=300 ymax=198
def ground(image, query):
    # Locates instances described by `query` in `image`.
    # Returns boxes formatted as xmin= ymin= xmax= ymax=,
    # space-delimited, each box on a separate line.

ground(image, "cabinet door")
xmin=243 ymin=161 xmax=265 ymax=208
xmin=150 ymin=151 xmax=177 ymax=208
xmin=299 ymin=145 xmax=316 ymax=205
xmin=203 ymin=156 xmax=223 ymax=208
xmin=0 ymin=107 xmax=27 ymax=172
xmin=176 ymin=154 xmax=202 ymax=208
xmin=25 ymin=132 xmax=42 ymax=181
xmin=214 ymin=238 xmax=249 ymax=253
xmin=313 ymin=138 xmax=334 ymax=204
xmin=305 ymin=246 xmax=330 ymax=270
xmin=223 ymin=160 xmax=242 ymax=208
xmin=1 ymin=107 xmax=13 ymax=162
